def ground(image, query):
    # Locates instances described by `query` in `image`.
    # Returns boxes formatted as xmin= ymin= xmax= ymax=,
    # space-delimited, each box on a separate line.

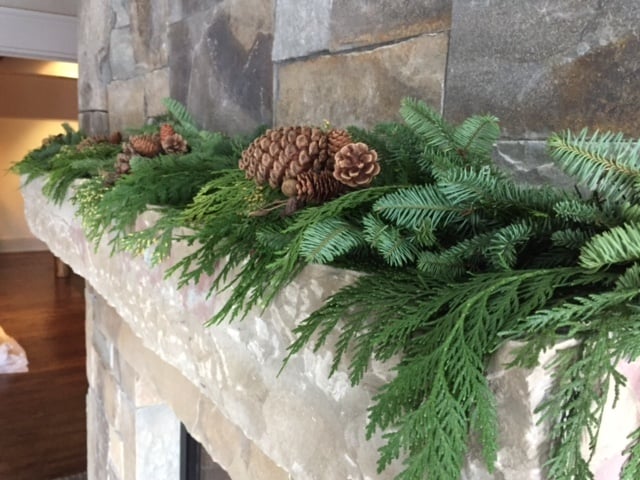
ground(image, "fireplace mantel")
xmin=22 ymin=177 xmax=399 ymax=479
xmin=21 ymin=177 xmax=640 ymax=480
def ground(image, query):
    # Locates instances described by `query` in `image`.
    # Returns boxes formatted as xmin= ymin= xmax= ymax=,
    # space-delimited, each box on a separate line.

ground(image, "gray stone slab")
xmin=444 ymin=0 xmax=640 ymax=139
xmin=111 ymin=0 xmax=130 ymax=28
xmin=109 ymin=27 xmax=137 ymax=80
xmin=274 ymin=0 xmax=451 ymax=61
xmin=107 ymin=77 xmax=146 ymax=132
xmin=169 ymin=2 xmax=273 ymax=134
xmin=272 ymin=0 xmax=331 ymax=61
xmin=144 ymin=68 xmax=170 ymax=120
xmin=329 ymin=0 xmax=451 ymax=51
xmin=79 ymin=111 xmax=110 ymax=137
xmin=493 ymin=141 xmax=575 ymax=189
xmin=168 ymin=0 xmax=222 ymax=23
xmin=129 ymin=0 xmax=169 ymax=71
xmin=78 ymin=0 xmax=112 ymax=111
xmin=275 ymin=33 xmax=448 ymax=128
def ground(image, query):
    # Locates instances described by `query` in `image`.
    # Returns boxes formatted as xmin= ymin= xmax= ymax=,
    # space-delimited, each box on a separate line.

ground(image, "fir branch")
xmin=451 ymin=114 xmax=500 ymax=157
xmin=300 ymin=218 xmax=367 ymax=264
xmin=163 ymin=97 xmax=200 ymax=134
xmin=400 ymin=98 xmax=456 ymax=153
xmin=548 ymin=129 xmax=640 ymax=202
xmin=374 ymin=185 xmax=466 ymax=231
xmin=485 ymin=222 xmax=533 ymax=270
xmin=580 ymin=222 xmax=640 ymax=270
xmin=362 ymin=214 xmax=419 ymax=267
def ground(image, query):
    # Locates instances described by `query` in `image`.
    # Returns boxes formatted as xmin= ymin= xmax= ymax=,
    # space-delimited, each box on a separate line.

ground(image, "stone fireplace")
xmin=26 ymin=0 xmax=640 ymax=478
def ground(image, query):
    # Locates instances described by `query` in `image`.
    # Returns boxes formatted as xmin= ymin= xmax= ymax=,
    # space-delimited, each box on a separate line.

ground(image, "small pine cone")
xmin=159 ymin=124 xmax=175 ymax=144
xmin=327 ymin=129 xmax=353 ymax=158
xmin=333 ymin=142 xmax=380 ymax=188
xmin=129 ymin=133 xmax=162 ymax=157
xmin=161 ymin=132 xmax=189 ymax=154
xmin=282 ymin=171 xmax=346 ymax=204
xmin=76 ymin=137 xmax=98 ymax=151
xmin=109 ymin=131 xmax=123 ymax=145
xmin=115 ymin=153 xmax=132 ymax=174
xmin=239 ymin=126 xmax=330 ymax=189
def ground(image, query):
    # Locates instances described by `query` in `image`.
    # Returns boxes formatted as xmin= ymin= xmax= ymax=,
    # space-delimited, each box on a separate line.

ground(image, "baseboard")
xmin=0 ymin=237 xmax=48 ymax=253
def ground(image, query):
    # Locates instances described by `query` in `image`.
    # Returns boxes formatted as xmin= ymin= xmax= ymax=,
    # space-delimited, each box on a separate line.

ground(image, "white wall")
xmin=0 ymin=66 xmax=77 ymax=252
xmin=0 ymin=0 xmax=78 ymax=17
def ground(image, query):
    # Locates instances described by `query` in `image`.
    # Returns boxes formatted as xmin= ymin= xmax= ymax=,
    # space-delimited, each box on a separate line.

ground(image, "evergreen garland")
xmin=12 ymin=97 xmax=640 ymax=480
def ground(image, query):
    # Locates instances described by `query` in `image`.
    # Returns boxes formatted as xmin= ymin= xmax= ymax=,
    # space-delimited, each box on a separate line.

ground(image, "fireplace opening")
xmin=180 ymin=425 xmax=232 ymax=480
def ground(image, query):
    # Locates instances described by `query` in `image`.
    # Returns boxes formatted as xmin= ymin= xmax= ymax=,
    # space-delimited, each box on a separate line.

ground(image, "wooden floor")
xmin=0 ymin=252 xmax=87 ymax=480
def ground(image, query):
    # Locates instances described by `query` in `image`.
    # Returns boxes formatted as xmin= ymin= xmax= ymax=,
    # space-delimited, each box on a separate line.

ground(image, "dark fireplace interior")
xmin=181 ymin=425 xmax=232 ymax=480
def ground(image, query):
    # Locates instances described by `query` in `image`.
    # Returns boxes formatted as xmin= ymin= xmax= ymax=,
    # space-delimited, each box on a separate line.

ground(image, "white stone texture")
xmin=135 ymin=405 xmax=181 ymax=480
xmin=23 ymin=178 xmax=640 ymax=479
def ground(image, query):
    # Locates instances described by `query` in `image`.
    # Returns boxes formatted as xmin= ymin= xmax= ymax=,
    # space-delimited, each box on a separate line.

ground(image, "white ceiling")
xmin=0 ymin=0 xmax=78 ymax=17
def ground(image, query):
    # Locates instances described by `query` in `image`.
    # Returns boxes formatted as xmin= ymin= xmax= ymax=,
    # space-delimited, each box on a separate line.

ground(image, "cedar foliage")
xmin=12 ymin=97 xmax=640 ymax=480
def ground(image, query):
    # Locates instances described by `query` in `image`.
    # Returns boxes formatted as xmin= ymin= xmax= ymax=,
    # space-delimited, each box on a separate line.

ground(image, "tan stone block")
xmin=107 ymin=78 xmax=146 ymax=133
xmin=108 ymin=426 xmax=125 ymax=480
xmin=246 ymin=442 xmax=289 ymax=480
xmin=93 ymin=328 xmax=113 ymax=370
xmin=102 ymin=371 xmax=121 ymax=426
xmin=275 ymin=33 xmax=448 ymax=128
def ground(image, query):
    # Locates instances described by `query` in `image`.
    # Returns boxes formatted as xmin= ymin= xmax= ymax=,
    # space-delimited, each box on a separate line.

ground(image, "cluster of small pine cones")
xmin=238 ymin=126 xmax=380 ymax=209
xmin=115 ymin=124 xmax=189 ymax=175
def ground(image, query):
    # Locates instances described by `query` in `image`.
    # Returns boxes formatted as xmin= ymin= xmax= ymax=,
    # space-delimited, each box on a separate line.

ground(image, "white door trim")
xmin=0 ymin=7 xmax=77 ymax=61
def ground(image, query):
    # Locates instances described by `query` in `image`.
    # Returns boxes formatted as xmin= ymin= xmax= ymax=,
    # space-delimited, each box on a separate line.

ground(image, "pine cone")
xmin=129 ymin=134 xmax=162 ymax=157
xmin=115 ymin=152 xmax=132 ymax=174
xmin=161 ymin=133 xmax=189 ymax=154
xmin=327 ymin=129 xmax=353 ymax=157
xmin=109 ymin=131 xmax=122 ymax=145
xmin=281 ymin=171 xmax=346 ymax=203
xmin=159 ymin=123 xmax=175 ymax=143
xmin=333 ymin=142 xmax=380 ymax=187
xmin=239 ymin=126 xmax=330 ymax=189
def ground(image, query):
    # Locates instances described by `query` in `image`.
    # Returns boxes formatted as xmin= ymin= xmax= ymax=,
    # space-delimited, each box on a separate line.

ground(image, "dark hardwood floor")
xmin=0 ymin=252 xmax=87 ymax=480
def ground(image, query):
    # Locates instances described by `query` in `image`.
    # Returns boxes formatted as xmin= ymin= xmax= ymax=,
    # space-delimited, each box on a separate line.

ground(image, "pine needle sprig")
xmin=400 ymin=97 xmax=457 ymax=153
xmin=267 ymin=186 xmax=398 ymax=289
xmin=548 ymin=129 xmax=640 ymax=203
xmin=579 ymin=222 xmax=640 ymax=270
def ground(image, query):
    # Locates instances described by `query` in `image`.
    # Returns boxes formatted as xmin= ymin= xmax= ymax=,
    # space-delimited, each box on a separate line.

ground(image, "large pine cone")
xmin=239 ymin=126 xmax=330 ymax=189
xmin=281 ymin=170 xmax=346 ymax=203
xmin=333 ymin=142 xmax=380 ymax=187
xmin=129 ymin=134 xmax=162 ymax=157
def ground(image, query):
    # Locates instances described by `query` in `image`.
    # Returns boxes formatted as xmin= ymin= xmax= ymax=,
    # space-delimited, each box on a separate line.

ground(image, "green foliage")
xmin=548 ymin=129 xmax=640 ymax=203
xmin=43 ymin=144 xmax=120 ymax=204
xmin=11 ymin=123 xmax=84 ymax=183
xmin=17 ymin=98 xmax=640 ymax=480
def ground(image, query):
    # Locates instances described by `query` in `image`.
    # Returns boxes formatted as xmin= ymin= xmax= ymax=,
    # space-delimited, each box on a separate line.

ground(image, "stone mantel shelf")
xmin=21 ymin=177 xmax=640 ymax=480
xmin=21 ymin=177 xmax=398 ymax=479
